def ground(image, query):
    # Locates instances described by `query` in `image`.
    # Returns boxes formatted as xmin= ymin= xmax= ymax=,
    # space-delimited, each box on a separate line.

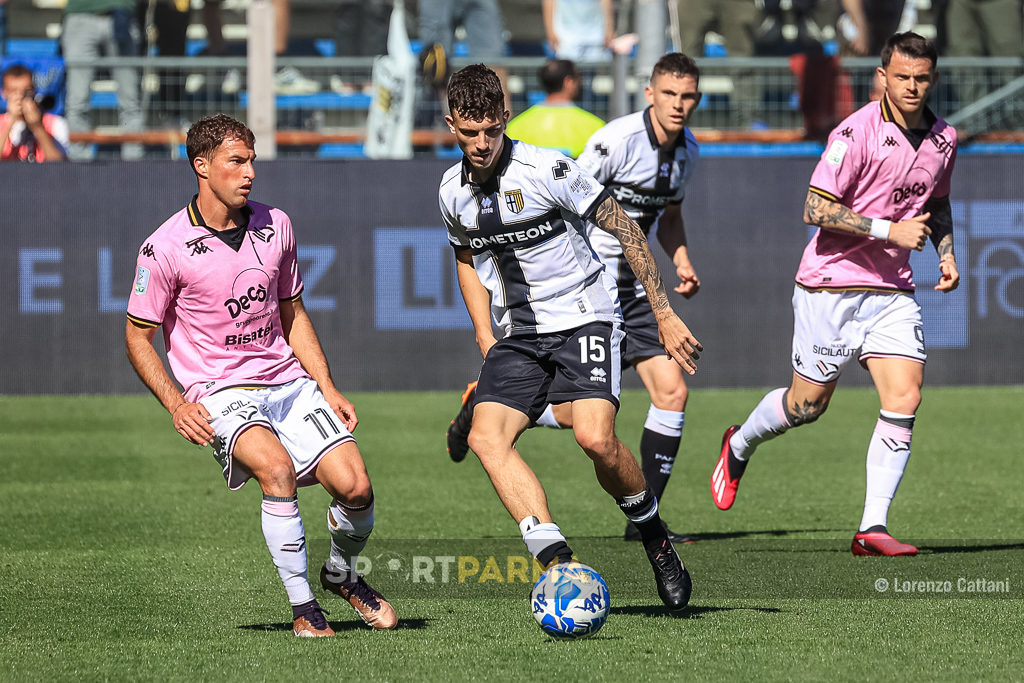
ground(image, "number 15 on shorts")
xmin=579 ymin=336 xmax=606 ymax=363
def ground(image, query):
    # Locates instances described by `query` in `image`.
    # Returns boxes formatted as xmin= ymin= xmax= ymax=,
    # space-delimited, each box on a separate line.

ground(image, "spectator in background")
xmin=1 ymin=64 xmax=69 ymax=161
xmin=62 ymin=0 xmax=144 ymax=160
xmin=332 ymin=0 xmax=395 ymax=94
xmin=0 ymin=0 xmax=9 ymax=58
xmin=677 ymin=0 xmax=761 ymax=127
xmin=837 ymin=0 xmax=906 ymax=56
xmin=273 ymin=0 xmax=320 ymax=93
xmin=506 ymin=59 xmax=604 ymax=158
xmin=543 ymin=0 xmax=615 ymax=62
xmin=139 ymin=0 xmax=191 ymax=127
xmin=947 ymin=0 xmax=1023 ymax=106
xmin=419 ymin=0 xmax=508 ymax=61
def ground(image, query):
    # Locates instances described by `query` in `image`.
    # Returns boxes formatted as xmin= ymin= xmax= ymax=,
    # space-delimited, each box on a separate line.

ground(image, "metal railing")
xmin=55 ymin=55 xmax=1024 ymax=158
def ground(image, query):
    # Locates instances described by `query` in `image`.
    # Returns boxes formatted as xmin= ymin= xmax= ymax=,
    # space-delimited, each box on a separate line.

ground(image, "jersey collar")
xmin=186 ymin=194 xmax=256 ymax=252
xmin=642 ymin=107 xmax=687 ymax=151
xmin=880 ymin=94 xmax=937 ymax=150
xmin=460 ymin=135 xmax=515 ymax=192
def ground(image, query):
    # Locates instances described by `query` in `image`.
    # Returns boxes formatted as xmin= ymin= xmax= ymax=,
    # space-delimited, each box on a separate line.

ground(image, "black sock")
xmin=861 ymin=524 xmax=888 ymax=534
xmin=640 ymin=428 xmax=680 ymax=501
xmin=618 ymin=488 xmax=667 ymax=545
xmin=728 ymin=451 xmax=748 ymax=481
xmin=291 ymin=598 xmax=318 ymax=620
xmin=536 ymin=541 xmax=574 ymax=567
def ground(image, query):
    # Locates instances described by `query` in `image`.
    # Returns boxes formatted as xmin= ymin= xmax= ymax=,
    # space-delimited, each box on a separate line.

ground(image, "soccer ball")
xmin=530 ymin=562 xmax=611 ymax=639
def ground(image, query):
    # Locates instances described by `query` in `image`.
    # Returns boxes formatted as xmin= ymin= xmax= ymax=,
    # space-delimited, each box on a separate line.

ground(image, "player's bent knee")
xmin=259 ymin=460 xmax=298 ymax=496
xmin=574 ymin=431 xmax=618 ymax=460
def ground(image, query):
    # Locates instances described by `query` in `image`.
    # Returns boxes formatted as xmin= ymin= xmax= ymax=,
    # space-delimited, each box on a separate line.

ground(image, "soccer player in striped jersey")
xmin=711 ymin=33 xmax=959 ymax=557
xmin=439 ymin=64 xmax=702 ymax=611
xmin=125 ymin=115 xmax=396 ymax=636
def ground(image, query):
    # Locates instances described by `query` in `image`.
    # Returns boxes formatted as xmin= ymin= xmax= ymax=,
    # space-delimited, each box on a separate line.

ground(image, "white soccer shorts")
xmin=791 ymin=286 xmax=926 ymax=386
xmin=201 ymin=377 xmax=354 ymax=490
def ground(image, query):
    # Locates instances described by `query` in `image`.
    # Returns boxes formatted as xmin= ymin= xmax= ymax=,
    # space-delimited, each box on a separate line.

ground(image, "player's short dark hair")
xmin=651 ymin=53 xmax=700 ymax=84
xmin=881 ymin=32 xmax=937 ymax=69
xmin=186 ymin=114 xmax=255 ymax=170
xmin=447 ymin=64 xmax=505 ymax=121
xmin=539 ymin=59 xmax=579 ymax=95
xmin=2 ymin=64 xmax=33 ymax=86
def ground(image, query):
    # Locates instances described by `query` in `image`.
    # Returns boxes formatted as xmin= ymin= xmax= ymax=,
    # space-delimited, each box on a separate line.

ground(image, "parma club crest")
xmin=504 ymin=189 xmax=524 ymax=214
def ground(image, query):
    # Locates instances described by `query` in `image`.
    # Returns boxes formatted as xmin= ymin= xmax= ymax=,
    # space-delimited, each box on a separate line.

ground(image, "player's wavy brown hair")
xmin=186 ymin=114 xmax=255 ymax=172
xmin=652 ymin=53 xmax=701 ymax=84
xmin=881 ymin=32 xmax=937 ymax=68
xmin=447 ymin=64 xmax=505 ymax=121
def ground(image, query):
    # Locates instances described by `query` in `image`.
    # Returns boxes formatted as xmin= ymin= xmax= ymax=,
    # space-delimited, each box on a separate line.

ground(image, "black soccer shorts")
xmin=476 ymin=321 xmax=626 ymax=422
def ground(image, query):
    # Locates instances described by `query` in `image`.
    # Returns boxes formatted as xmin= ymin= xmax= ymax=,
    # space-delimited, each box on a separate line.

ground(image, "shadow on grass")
xmin=612 ymin=604 xmax=782 ymax=619
xmin=239 ymin=618 xmax=430 ymax=632
xmin=922 ymin=542 xmax=1024 ymax=555
xmin=689 ymin=528 xmax=845 ymax=542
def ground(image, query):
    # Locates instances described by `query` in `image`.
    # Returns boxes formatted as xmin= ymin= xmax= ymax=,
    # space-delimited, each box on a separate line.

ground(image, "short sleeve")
xmin=276 ymin=212 xmax=304 ymax=301
xmin=809 ymin=124 xmax=865 ymax=202
xmin=933 ymin=127 xmax=958 ymax=198
xmin=577 ymin=128 xmax=615 ymax=185
xmin=126 ymin=238 xmax=177 ymax=327
xmin=440 ymin=193 xmax=470 ymax=248
xmin=538 ymin=155 xmax=608 ymax=221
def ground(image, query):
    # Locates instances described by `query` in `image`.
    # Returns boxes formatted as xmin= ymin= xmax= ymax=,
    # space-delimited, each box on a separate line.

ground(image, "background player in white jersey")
xmin=440 ymin=65 xmax=702 ymax=611
xmin=530 ymin=53 xmax=704 ymax=545
xmin=711 ymin=33 xmax=959 ymax=557
xmin=125 ymin=115 xmax=396 ymax=636
xmin=448 ymin=55 xmax=705 ymax=547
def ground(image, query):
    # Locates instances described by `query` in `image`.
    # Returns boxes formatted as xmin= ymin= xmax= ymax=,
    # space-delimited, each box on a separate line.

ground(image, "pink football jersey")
xmin=798 ymin=96 xmax=957 ymax=292
xmin=127 ymin=197 xmax=308 ymax=402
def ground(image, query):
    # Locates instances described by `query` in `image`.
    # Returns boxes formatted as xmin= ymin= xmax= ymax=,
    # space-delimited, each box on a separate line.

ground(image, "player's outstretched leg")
xmin=713 ymin=378 xmax=834 ymax=510
xmin=853 ymin=359 xmax=922 ymax=557
xmin=316 ymin=444 xmax=398 ymax=629
xmin=572 ymin=399 xmax=691 ymax=611
xmin=446 ymin=381 xmax=477 ymax=462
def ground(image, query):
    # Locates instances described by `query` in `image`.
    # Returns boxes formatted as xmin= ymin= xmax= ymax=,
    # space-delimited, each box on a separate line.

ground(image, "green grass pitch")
xmin=2 ymin=387 xmax=1022 ymax=681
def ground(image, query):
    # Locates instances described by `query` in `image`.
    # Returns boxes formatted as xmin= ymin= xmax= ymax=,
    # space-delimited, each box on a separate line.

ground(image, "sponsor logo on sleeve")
xmin=570 ymin=176 xmax=592 ymax=195
xmin=134 ymin=266 xmax=151 ymax=295
xmin=825 ymin=139 xmax=848 ymax=165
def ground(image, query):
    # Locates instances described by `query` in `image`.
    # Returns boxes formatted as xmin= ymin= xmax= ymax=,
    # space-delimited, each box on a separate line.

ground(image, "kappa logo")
xmin=590 ymin=367 xmax=608 ymax=384
xmin=881 ymin=437 xmax=911 ymax=453
xmin=140 ymin=243 xmax=155 ymax=258
xmin=504 ymin=189 xmax=524 ymax=213
xmin=595 ymin=143 xmax=609 ymax=157
xmin=251 ymin=226 xmax=275 ymax=242
xmin=552 ymin=160 xmax=571 ymax=180
xmin=815 ymin=360 xmax=839 ymax=378
xmin=793 ymin=353 xmax=803 ymax=368
xmin=480 ymin=195 xmax=494 ymax=214
xmin=839 ymin=127 xmax=854 ymax=139
xmin=884 ymin=136 xmax=899 ymax=147
xmin=186 ymin=236 xmax=213 ymax=256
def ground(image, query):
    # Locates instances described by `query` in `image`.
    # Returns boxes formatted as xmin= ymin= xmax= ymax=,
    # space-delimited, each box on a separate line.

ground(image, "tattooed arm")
xmin=922 ymin=194 xmax=960 ymax=292
xmin=803 ymin=190 xmax=932 ymax=251
xmin=592 ymin=195 xmax=702 ymax=373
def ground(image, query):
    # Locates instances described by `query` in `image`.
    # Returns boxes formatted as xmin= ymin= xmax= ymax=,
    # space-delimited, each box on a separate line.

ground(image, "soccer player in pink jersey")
xmin=125 ymin=115 xmax=396 ymax=636
xmin=710 ymin=33 xmax=960 ymax=557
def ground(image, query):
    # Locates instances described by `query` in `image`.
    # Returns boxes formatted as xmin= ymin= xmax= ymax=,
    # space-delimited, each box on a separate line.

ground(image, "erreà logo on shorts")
xmin=590 ymin=367 xmax=607 ymax=383
xmin=224 ymin=268 xmax=271 ymax=319
xmin=470 ymin=221 xmax=556 ymax=249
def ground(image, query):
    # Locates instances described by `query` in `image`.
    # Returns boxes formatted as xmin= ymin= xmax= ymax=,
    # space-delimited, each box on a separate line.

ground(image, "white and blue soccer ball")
xmin=530 ymin=562 xmax=611 ymax=639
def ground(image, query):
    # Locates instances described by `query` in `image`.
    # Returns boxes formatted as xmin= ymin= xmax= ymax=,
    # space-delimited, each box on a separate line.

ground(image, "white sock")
xmin=644 ymin=405 xmax=685 ymax=437
xmin=326 ymin=496 xmax=374 ymax=581
xmin=521 ymin=521 xmax=567 ymax=559
xmin=535 ymin=405 xmax=561 ymax=429
xmin=261 ymin=495 xmax=315 ymax=606
xmin=731 ymin=387 xmax=792 ymax=460
xmin=859 ymin=411 xmax=914 ymax=532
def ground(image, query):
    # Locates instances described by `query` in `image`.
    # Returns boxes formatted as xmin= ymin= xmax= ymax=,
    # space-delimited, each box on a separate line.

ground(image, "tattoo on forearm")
xmin=595 ymin=197 xmax=671 ymax=318
xmin=924 ymin=195 xmax=955 ymax=259
xmin=804 ymin=191 xmax=872 ymax=235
